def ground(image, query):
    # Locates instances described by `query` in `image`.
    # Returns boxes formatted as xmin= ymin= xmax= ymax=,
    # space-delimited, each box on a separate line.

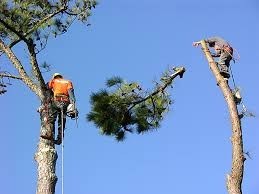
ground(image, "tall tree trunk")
xmin=200 ymin=40 xmax=245 ymax=194
xmin=0 ymin=38 xmax=58 ymax=194
xmin=34 ymin=101 xmax=58 ymax=194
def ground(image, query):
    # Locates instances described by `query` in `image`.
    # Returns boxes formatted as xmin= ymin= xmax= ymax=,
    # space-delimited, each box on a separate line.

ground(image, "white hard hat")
xmin=52 ymin=73 xmax=63 ymax=79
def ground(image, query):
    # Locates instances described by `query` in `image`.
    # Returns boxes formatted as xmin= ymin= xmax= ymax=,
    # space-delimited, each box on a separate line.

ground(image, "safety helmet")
xmin=52 ymin=73 xmax=63 ymax=79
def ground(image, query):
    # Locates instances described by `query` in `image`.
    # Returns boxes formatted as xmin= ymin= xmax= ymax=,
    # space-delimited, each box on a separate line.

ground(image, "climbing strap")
xmin=229 ymin=65 xmax=237 ymax=89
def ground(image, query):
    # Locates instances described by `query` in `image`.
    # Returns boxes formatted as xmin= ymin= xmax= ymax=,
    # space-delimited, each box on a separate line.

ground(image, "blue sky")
xmin=1 ymin=0 xmax=259 ymax=194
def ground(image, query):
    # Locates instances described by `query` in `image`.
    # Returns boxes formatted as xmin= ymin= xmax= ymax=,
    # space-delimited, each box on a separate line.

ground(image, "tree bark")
xmin=35 ymin=101 xmax=58 ymax=194
xmin=1 ymin=39 xmax=58 ymax=194
xmin=35 ymin=138 xmax=57 ymax=194
xmin=200 ymin=40 xmax=244 ymax=194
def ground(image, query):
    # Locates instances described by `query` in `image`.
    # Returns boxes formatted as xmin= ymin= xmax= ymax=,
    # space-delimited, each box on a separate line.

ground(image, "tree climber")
xmin=193 ymin=36 xmax=234 ymax=79
xmin=41 ymin=73 xmax=76 ymax=145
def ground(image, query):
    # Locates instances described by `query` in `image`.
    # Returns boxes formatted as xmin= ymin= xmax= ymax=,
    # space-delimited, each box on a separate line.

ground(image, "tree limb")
xmin=8 ymin=5 xmax=67 ymax=49
xmin=0 ymin=38 xmax=42 ymax=98
xmin=0 ymin=6 xmax=66 ymax=94
xmin=129 ymin=67 xmax=185 ymax=111
xmin=26 ymin=39 xmax=46 ymax=90
xmin=0 ymin=73 xmax=22 ymax=80
xmin=64 ymin=10 xmax=79 ymax=16
xmin=0 ymin=18 xmax=28 ymax=43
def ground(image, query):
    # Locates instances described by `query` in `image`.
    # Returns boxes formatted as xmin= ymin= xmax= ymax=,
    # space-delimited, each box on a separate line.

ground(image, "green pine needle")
xmin=106 ymin=76 xmax=123 ymax=87
xmin=87 ymin=68 xmax=183 ymax=141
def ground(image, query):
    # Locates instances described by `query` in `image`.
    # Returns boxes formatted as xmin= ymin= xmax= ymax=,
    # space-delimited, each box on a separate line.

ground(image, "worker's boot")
xmin=54 ymin=138 xmax=62 ymax=145
xmin=221 ymin=71 xmax=230 ymax=79
xmin=54 ymin=129 xmax=63 ymax=145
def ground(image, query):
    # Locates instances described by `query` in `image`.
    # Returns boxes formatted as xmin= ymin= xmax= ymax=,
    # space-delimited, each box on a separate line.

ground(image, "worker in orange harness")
xmin=193 ymin=36 xmax=234 ymax=79
xmin=41 ymin=73 xmax=76 ymax=145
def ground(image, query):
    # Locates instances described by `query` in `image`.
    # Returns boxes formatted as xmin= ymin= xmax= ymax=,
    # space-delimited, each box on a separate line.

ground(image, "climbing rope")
xmin=229 ymin=65 xmax=237 ymax=89
xmin=61 ymin=108 xmax=64 ymax=194
xmin=231 ymin=47 xmax=241 ymax=62
xmin=229 ymin=63 xmax=255 ymax=117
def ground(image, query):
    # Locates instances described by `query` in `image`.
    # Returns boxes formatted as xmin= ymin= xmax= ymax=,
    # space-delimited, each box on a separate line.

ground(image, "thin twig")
xmin=0 ymin=73 xmax=22 ymax=80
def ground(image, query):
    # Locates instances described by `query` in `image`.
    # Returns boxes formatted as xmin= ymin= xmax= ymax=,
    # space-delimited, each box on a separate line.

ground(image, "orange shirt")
xmin=48 ymin=78 xmax=73 ymax=97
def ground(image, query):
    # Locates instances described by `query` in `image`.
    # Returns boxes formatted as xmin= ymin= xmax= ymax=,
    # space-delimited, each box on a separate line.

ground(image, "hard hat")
xmin=52 ymin=73 xmax=63 ymax=79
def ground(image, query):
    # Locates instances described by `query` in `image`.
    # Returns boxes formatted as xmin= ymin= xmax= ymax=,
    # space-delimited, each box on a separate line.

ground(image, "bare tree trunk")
xmin=34 ymin=102 xmax=58 ymax=194
xmin=200 ymin=40 xmax=244 ymax=194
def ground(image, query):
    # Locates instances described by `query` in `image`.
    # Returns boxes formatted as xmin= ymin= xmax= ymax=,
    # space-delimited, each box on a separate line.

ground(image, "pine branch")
xmin=8 ymin=5 xmax=67 ymax=49
xmin=87 ymin=66 xmax=186 ymax=141
xmin=0 ymin=18 xmax=28 ymax=43
xmin=0 ymin=5 xmax=66 ymax=91
xmin=129 ymin=67 xmax=185 ymax=111
xmin=0 ymin=38 xmax=42 ymax=98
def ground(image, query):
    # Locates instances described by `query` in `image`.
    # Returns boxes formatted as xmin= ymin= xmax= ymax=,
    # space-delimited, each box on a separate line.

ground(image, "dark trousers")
xmin=217 ymin=51 xmax=232 ymax=73
xmin=49 ymin=100 xmax=69 ymax=143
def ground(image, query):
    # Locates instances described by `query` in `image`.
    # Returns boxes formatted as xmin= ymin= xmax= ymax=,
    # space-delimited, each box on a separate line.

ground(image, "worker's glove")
xmin=192 ymin=41 xmax=201 ymax=47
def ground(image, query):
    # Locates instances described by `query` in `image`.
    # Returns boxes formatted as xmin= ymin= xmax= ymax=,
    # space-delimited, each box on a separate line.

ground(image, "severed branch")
xmin=128 ymin=66 xmax=185 ymax=111
xmin=87 ymin=66 xmax=186 ymax=141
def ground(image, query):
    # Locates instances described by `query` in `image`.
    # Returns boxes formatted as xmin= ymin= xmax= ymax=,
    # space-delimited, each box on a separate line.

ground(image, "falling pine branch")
xmin=87 ymin=66 xmax=185 ymax=141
